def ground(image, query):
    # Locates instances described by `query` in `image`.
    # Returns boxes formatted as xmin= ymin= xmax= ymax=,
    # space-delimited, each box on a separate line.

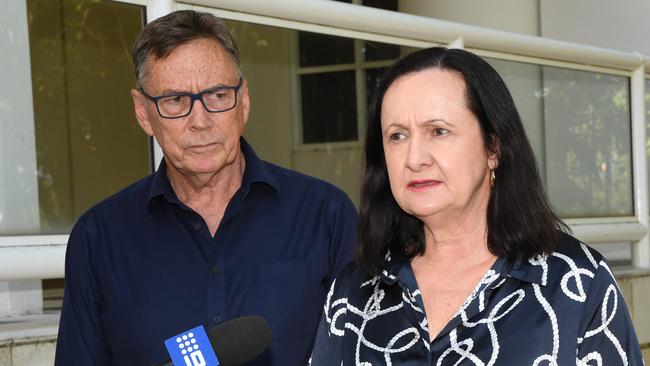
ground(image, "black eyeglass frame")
xmin=138 ymin=77 xmax=243 ymax=119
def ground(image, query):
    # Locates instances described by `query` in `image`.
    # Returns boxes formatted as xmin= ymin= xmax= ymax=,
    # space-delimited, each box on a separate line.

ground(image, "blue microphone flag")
xmin=164 ymin=325 xmax=219 ymax=366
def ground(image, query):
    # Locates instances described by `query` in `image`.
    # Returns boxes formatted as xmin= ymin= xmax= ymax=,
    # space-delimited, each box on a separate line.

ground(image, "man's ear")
xmin=240 ymin=79 xmax=250 ymax=126
xmin=131 ymin=88 xmax=154 ymax=137
xmin=487 ymin=135 xmax=501 ymax=170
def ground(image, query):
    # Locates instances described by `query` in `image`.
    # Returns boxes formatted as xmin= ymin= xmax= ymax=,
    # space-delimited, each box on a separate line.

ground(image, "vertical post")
xmin=147 ymin=0 xmax=175 ymax=169
xmin=631 ymin=64 xmax=649 ymax=268
xmin=0 ymin=0 xmax=43 ymax=316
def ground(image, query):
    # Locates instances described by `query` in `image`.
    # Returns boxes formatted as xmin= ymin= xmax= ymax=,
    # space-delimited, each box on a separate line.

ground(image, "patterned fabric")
xmin=311 ymin=233 xmax=644 ymax=365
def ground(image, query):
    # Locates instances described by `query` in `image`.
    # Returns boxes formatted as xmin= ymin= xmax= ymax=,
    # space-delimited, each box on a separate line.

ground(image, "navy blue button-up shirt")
xmin=55 ymin=139 xmax=357 ymax=365
xmin=311 ymin=233 xmax=643 ymax=365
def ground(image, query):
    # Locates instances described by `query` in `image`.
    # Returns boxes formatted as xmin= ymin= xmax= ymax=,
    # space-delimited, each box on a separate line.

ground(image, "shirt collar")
xmin=147 ymin=137 xmax=280 ymax=205
xmin=507 ymin=254 xmax=549 ymax=286
xmin=238 ymin=138 xmax=280 ymax=198
xmin=364 ymin=249 xmax=547 ymax=288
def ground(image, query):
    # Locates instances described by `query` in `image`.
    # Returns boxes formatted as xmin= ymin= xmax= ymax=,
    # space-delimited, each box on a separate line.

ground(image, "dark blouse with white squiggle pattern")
xmin=311 ymin=233 xmax=644 ymax=365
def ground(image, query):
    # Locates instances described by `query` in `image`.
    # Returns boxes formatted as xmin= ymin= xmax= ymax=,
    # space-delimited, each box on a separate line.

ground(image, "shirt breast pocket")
xmin=244 ymin=257 xmax=325 ymax=341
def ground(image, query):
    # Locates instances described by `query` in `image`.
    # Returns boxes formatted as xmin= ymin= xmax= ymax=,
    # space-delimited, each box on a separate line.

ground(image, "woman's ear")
xmin=487 ymin=135 xmax=501 ymax=170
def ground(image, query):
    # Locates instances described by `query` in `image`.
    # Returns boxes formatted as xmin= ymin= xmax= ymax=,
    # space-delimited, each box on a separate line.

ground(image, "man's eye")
xmin=207 ymin=90 xmax=228 ymax=99
xmin=161 ymin=95 xmax=185 ymax=105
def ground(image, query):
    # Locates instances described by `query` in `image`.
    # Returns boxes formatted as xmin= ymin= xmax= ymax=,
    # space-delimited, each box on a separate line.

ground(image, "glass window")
xmin=298 ymin=32 xmax=354 ymax=67
xmin=301 ymin=71 xmax=358 ymax=143
xmin=487 ymin=57 xmax=633 ymax=218
xmin=365 ymin=67 xmax=388 ymax=107
xmin=227 ymin=18 xmax=634 ymax=219
xmin=25 ymin=0 xmax=148 ymax=234
xmin=364 ymin=41 xmax=400 ymax=62
xmin=224 ymin=19 xmax=416 ymax=204
xmin=485 ymin=58 xmax=546 ymax=181
xmin=543 ymin=67 xmax=632 ymax=218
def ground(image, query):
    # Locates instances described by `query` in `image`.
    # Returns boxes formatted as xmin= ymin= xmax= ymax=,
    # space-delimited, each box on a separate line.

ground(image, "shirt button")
xmin=211 ymin=266 xmax=220 ymax=275
xmin=213 ymin=315 xmax=222 ymax=324
xmin=193 ymin=222 xmax=201 ymax=230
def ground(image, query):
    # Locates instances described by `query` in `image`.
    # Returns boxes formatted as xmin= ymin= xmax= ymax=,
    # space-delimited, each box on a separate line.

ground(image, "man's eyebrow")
xmin=159 ymin=83 xmax=230 ymax=96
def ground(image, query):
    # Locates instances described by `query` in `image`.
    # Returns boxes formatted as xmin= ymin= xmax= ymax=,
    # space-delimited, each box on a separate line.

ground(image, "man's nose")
xmin=186 ymin=98 xmax=212 ymax=130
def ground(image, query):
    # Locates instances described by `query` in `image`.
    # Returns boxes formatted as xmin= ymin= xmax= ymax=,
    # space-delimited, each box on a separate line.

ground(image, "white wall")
xmin=398 ymin=0 xmax=540 ymax=36
xmin=540 ymin=0 xmax=650 ymax=55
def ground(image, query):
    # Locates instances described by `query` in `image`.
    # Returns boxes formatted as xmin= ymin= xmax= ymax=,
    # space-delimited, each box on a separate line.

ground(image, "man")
xmin=55 ymin=10 xmax=357 ymax=365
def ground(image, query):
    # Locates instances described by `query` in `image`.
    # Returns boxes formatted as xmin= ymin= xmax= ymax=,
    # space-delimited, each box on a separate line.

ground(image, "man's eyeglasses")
xmin=139 ymin=77 xmax=243 ymax=119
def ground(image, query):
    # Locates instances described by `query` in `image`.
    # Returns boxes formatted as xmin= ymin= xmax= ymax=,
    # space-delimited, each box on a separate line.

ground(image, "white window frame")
xmin=0 ymin=0 xmax=172 ymax=280
xmin=1 ymin=0 xmax=648 ymax=281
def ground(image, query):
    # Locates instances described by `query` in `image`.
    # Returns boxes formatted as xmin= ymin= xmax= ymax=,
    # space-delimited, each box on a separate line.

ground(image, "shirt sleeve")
xmin=325 ymin=190 xmax=358 ymax=285
xmin=576 ymin=260 xmax=644 ymax=366
xmin=55 ymin=213 xmax=110 ymax=366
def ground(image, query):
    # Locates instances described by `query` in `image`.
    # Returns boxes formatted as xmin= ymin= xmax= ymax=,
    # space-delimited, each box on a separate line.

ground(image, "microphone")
xmin=152 ymin=316 xmax=272 ymax=366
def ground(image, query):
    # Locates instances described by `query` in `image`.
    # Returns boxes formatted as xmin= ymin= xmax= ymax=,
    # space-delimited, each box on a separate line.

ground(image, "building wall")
xmin=398 ymin=0 xmax=540 ymax=35
xmin=540 ymin=0 xmax=650 ymax=55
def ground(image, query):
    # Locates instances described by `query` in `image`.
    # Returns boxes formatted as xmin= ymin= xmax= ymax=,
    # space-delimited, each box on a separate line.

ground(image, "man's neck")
xmin=165 ymin=153 xmax=246 ymax=236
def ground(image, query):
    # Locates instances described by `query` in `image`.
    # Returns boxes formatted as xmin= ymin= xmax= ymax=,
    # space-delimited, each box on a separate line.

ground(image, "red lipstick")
xmin=407 ymin=179 xmax=440 ymax=191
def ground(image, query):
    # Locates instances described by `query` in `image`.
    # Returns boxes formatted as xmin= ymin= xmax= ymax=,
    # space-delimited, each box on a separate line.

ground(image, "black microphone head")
xmin=207 ymin=316 xmax=272 ymax=366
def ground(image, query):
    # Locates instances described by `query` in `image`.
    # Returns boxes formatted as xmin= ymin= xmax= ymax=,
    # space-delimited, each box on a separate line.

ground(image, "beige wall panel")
xmin=632 ymin=275 xmax=650 ymax=344
xmin=616 ymin=276 xmax=634 ymax=317
xmin=11 ymin=341 xmax=55 ymax=366
xmin=0 ymin=343 xmax=10 ymax=366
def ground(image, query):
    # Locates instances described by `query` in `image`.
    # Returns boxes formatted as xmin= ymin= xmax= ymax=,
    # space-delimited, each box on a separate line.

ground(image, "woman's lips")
xmin=407 ymin=179 xmax=440 ymax=191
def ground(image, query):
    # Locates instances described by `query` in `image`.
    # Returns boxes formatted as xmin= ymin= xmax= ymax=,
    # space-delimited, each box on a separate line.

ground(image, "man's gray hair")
xmin=132 ymin=10 xmax=240 ymax=86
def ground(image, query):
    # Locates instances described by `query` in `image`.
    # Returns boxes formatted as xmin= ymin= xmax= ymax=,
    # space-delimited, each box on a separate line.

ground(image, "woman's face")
xmin=381 ymin=68 xmax=497 ymax=223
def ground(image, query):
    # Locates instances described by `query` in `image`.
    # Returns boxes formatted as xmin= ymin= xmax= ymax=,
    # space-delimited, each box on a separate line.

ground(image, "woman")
xmin=310 ymin=47 xmax=643 ymax=365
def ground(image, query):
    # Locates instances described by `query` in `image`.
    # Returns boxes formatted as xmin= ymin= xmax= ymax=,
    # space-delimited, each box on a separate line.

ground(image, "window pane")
xmin=26 ymin=0 xmax=148 ymax=234
xmin=543 ymin=67 xmax=632 ymax=218
xmin=366 ymin=67 xmax=387 ymax=107
xmin=362 ymin=0 xmax=397 ymax=11
xmin=363 ymin=41 xmax=400 ymax=62
xmin=485 ymin=58 xmax=632 ymax=218
xmin=298 ymin=32 xmax=354 ymax=67
xmin=301 ymin=71 xmax=358 ymax=143
xmin=485 ymin=58 xmax=546 ymax=182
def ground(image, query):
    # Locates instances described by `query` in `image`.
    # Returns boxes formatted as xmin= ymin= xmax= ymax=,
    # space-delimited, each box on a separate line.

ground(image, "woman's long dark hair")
xmin=356 ymin=47 xmax=567 ymax=276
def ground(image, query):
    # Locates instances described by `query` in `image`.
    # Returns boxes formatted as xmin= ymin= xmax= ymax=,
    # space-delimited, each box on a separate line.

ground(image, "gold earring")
xmin=490 ymin=170 xmax=496 ymax=186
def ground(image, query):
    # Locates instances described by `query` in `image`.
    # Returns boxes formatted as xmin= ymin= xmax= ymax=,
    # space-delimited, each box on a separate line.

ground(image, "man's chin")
xmin=181 ymin=158 xmax=235 ymax=176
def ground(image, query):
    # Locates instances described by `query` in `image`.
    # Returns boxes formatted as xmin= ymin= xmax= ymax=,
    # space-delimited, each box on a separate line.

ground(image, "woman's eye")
xmin=389 ymin=132 xmax=406 ymax=141
xmin=432 ymin=128 xmax=449 ymax=136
